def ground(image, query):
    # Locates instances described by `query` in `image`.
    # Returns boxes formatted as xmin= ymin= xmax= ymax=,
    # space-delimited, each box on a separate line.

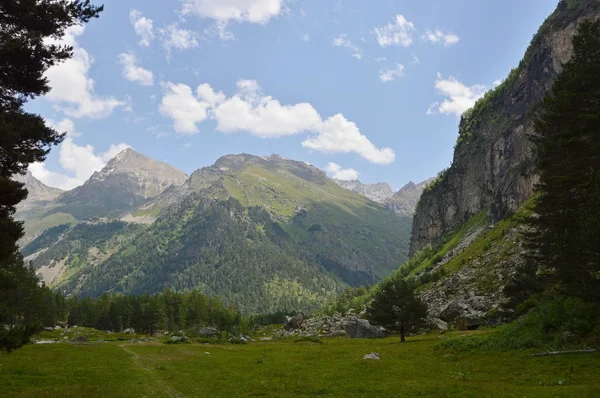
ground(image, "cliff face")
xmin=410 ymin=0 xmax=600 ymax=254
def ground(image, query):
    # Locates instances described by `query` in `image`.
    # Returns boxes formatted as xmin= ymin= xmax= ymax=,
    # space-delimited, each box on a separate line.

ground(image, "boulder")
xmin=71 ymin=336 xmax=89 ymax=343
xmin=198 ymin=327 xmax=218 ymax=338
xmin=429 ymin=317 xmax=448 ymax=332
xmin=342 ymin=317 xmax=386 ymax=339
xmin=285 ymin=313 xmax=305 ymax=330
xmin=363 ymin=352 xmax=380 ymax=360
xmin=43 ymin=326 xmax=54 ymax=332
xmin=123 ymin=328 xmax=135 ymax=334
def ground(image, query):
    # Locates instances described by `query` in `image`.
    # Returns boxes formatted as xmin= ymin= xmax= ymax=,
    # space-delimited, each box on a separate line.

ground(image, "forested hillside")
xmin=24 ymin=154 xmax=412 ymax=312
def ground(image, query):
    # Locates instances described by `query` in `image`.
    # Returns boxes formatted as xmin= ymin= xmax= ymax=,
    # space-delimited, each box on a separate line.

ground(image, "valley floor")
xmin=1 ymin=332 xmax=599 ymax=397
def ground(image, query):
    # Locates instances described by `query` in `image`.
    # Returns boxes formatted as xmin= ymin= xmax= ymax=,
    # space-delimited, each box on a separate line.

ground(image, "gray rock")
xmin=285 ymin=313 xmax=305 ymax=330
xmin=363 ymin=352 xmax=380 ymax=360
xmin=342 ymin=317 xmax=386 ymax=339
xmin=123 ymin=328 xmax=135 ymax=334
xmin=71 ymin=336 xmax=89 ymax=343
xmin=43 ymin=326 xmax=54 ymax=332
xmin=198 ymin=327 xmax=218 ymax=337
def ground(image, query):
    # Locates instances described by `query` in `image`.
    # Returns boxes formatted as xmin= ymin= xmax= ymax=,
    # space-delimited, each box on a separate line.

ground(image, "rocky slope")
xmin=411 ymin=0 xmax=600 ymax=254
xmin=332 ymin=179 xmax=394 ymax=204
xmin=50 ymin=148 xmax=188 ymax=220
xmin=13 ymin=172 xmax=63 ymax=215
xmin=384 ymin=179 xmax=433 ymax=216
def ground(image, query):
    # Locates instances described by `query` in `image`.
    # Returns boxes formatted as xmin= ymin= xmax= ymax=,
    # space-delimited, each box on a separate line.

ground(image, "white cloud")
xmin=422 ymin=29 xmax=459 ymax=46
xmin=302 ymin=114 xmax=395 ymax=165
xmin=29 ymin=119 xmax=131 ymax=190
xmin=130 ymin=9 xmax=155 ymax=47
xmin=159 ymin=82 xmax=219 ymax=134
xmin=302 ymin=33 xmax=310 ymax=42
xmin=333 ymin=34 xmax=363 ymax=59
xmin=374 ymin=15 xmax=415 ymax=47
xmin=118 ymin=53 xmax=154 ymax=86
xmin=159 ymin=80 xmax=394 ymax=164
xmin=493 ymin=79 xmax=503 ymax=86
xmin=375 ymin=57 xmax=387 ymax=63
xmin=181 ymin=0 xmax=284 ymax=24
xmin=325 ymin=162 xmax=358 ymax=181
xmin=379 ymin=64 xmax=405 ymax=82
xmin=44 ymin=26 xmax=125 ymax=118
xmin=427 ymin=73 xmax=487 ymax=117
xmin=412 ymin=54 xmax=420 ymax=64
xmin=160 ymin=23 xmax=199 ymax=56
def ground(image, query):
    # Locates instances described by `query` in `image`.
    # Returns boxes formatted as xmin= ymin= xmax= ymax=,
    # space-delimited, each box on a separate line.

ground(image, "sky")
xmin=27 ymin=0 xmax=560 ymax=191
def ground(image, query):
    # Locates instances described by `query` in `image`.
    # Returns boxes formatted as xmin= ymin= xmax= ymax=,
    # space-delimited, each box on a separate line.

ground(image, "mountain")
xmin=332 ymin=179 xmax=394 ymax=204
xmin=384 ymin=179 xmax=433 ymax=216
xmin=13 ymin=172 xmax=63 ymax=215
xmin=51 ymin=148 xmax=188 ymax=220
xmin=411 ymin=0 xmax=600 ymax=254
xmin=24 ymin=153 xmax=413 ymax=312
xmin=390 ymin=0 xmax=600 ymax=328
xmin=17 ymin=148 xmax=188 ymax=243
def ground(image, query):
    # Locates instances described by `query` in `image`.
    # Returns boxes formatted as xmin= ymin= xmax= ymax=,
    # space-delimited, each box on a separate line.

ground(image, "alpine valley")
xmin=17 ymin=151 xmax=417 ymax=313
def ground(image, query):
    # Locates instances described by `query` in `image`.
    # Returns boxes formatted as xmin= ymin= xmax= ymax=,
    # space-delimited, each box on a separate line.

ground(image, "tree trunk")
xmin=400 ymin=321 xmax=406 ymax=342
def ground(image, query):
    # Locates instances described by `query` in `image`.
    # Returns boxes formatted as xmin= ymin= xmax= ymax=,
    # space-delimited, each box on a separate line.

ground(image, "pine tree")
xmin=366 ymin=278 xmax=427 ymax=342
xmin=0 ymin=0 xmax=103 ymax=353
xmin=526 ymin=20 xmax=600 ymax=301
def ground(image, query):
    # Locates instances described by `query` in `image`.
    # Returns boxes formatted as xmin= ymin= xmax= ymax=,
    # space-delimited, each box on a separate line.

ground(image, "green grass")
xmin=2 ymin=332 xmax=599 ymax=397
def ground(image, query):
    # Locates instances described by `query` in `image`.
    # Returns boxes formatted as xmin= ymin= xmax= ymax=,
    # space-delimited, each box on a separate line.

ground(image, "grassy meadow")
xmin=1 ymin=331 xmax=599 ymax=397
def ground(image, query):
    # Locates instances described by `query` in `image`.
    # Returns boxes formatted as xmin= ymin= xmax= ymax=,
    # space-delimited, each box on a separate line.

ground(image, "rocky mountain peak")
xmin=333 ymin=179 xmax=395 ymax=204
xmin=384 ymin=178 xmax=433 ymax=216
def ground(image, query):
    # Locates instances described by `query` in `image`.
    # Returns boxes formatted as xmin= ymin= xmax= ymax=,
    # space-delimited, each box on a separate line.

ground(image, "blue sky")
xmin=27 ymin=0 xmax=559 ymax=191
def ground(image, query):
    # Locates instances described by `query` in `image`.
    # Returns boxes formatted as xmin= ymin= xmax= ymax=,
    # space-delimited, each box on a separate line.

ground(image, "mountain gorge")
xmin=21 ymin=152 xmax=413 ymax=312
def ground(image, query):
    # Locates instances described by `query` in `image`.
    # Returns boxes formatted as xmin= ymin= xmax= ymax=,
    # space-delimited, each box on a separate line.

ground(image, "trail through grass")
xmin=1 ymin=332 xmax=599 ymax=397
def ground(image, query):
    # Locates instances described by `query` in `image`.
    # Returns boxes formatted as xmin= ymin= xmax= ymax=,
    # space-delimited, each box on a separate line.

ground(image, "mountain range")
xmin=17 ymin=151 xmax=425 ymax=312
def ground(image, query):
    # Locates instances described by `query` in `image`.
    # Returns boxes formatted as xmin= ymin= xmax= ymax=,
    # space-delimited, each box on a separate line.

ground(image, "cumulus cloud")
xmin=374 ymin=15 xmax=415 ymax=47
xmin=325 ymin=162 xmax=359 ymax=181
xmin=159 ymin=80 xmax=394 ymax=164
xmin=181 ymin=0 xmax=284 ymax=24
xmin=422 ymin=29 xmax=459 ymax=46
xmin=333 ymin=34 xmax=363 ymax=59
xmin=130 ymin=9 xmax=155 ymax=47
xmin=29 ymin=119 xmax=131 ymax=190
xmin=427 ymin=73 xmax=487 ymax=117
xmin=379 ymin=64 xmax=405 ymax=82
xmin=160 ymin=23 xmax=199 ymax=56
xmin=118 ymin=53 xmax=154 ymax=86
xmin=43 ymin=26 xmax=125 ymax=118
xmin=182 ymin=0 xmax=284 ymax=40
xmin=302 ymin=114 xmax=395 ymax=165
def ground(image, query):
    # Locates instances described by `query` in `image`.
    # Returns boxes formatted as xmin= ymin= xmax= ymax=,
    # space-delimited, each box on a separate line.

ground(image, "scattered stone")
xmin=54 ymin=326 xmax=62 ymax=330
xmin=198 ymin=327 xmax=218 ymax=338
xmin=204 ymin=352 xmax=210 ymax=355
xmin=275 ymin=315 xmax=387 ymax=339
xmin=35 ymin=340 xmax=56 ymax=344
xmin=363 ymin=352 xmax=380 ymax=360
xmin=259 ymin=337 xmax=272 ymax=341
xmin=43 ymin=326 xmax=54 ymax=332
xmin=171 ymin=336 xmax=182 ymax=343
xmin=123 ymin=328 xmax=135 ymax=334
xmin=71 ymin=336 xmax=89 ymax=343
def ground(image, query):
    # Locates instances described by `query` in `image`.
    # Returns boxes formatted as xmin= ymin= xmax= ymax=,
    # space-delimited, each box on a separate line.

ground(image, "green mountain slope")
xmin=25 ymin=154 xmax=412 ymax=312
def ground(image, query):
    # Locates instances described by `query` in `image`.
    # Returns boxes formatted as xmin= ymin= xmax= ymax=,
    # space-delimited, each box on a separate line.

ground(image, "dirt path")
xmin=119 ymin=344 xmax=185 ymax=398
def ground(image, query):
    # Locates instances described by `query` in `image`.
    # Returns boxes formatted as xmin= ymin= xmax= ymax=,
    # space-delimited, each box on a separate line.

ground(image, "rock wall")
xmin=410 ymin=0 xmax=600 ymax=254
